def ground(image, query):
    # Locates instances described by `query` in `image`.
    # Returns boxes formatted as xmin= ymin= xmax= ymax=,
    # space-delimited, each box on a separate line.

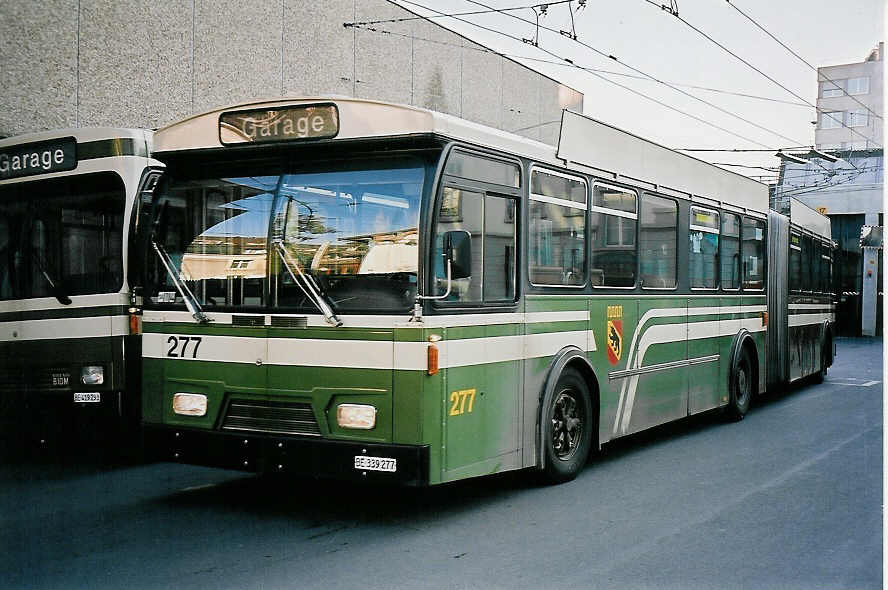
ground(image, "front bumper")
xmin=143 ymin=425 xmax=430 ymax=486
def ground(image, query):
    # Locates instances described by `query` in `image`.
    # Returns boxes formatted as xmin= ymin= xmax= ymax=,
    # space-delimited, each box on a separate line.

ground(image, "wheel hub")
xmin=552 ymin=391 xmax=583 ymax=460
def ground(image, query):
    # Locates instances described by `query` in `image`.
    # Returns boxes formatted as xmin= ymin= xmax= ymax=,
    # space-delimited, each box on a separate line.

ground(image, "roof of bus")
xmin=0 ymin=127 xmax=152 ymax=149
xmin=152 ymin=97 xmax=767 ymax=213
xmin=790 ymin=198 xmax=832 ymax=240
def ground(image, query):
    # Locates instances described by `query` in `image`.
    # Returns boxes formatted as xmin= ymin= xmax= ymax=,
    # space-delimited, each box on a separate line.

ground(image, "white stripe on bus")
xmin=613 ymin=305 xmax=766 ymax=436
xmin=0 ymin=292 xmax=130 ymax=314
xmin=0 ymin=315 xmax=129 ymax=342
xmin=788 ymin=313 xmax=834 ymax=327
xmin=142 ymin=309 xmax=591 ymax=328
xmin=143 ymin=329 xmax=598 ymax=370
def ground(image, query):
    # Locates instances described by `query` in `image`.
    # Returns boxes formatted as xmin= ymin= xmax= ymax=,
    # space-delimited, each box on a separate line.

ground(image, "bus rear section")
xmin=0 ymin=129 xmax=159 ymax=448
xmin=766 ymin=200 xmax=836 ymax=387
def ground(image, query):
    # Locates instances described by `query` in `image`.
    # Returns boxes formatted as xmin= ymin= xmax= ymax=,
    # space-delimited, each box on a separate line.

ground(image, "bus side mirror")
xmin=444 ymin=230 xmax=471 ymax=279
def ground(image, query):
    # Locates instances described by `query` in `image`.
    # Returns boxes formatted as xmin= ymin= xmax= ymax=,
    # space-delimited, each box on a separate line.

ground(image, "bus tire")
xmin=725 ymin=346 xmax=753 ymax=421
xmin=540 ymin=367 xmax=593 ymax=484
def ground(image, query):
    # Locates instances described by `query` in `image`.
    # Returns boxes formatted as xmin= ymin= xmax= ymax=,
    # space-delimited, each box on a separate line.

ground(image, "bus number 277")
xmin=166 ymin=336 xmax=202 ymax=358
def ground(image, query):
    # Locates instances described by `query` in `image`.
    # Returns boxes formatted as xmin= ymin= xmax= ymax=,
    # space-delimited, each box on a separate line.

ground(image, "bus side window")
xmin=720 ymin=212 xmax=741 ymax=290
xmin=822 ymin=244 xmax=833 ymax=293
xmin=434 ymin=187 xmax=483 ymax=302
xmin=801 ymin=235 xmax=813 ymax=292
xmin=639 ymin=193 xmax=677 ymax=289
xmin=433 ymin=187 xmax=517 ymax=304
xmin=789 ymin=232 xmax=801 ymax=292
xmin=528 ymin=168 xmax=586 ymax=287
xmin=689 ymin=206 xmax=719 ymax=289
xmin=742 ymin=217 xmax=765 ymax=290
xmin=590 ymin=184 xmax=636 ymax=287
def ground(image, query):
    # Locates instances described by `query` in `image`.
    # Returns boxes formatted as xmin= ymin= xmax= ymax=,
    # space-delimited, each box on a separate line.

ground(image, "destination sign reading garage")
xmin=220 ymin=104 xmax=339 ymax=145
xmin=0 ymin=137 xmax=76 ymax=180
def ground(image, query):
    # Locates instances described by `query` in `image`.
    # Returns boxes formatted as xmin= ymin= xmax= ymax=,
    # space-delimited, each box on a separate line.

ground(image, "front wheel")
xmin=724 ymin=347 xmax=753 ymax=421
xmin=540 ymin=368 xmax=594 ymax=484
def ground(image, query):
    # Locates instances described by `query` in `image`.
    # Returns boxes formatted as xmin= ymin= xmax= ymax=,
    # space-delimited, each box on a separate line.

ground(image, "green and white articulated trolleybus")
xmin=135 ymin=98 xmax=834 ymax=486
xmin=0 ymin=128 xmax=161 ymax=447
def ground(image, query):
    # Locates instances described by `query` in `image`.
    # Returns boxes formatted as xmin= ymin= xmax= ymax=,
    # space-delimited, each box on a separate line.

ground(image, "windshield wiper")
xmin=151 ymin=239 xmax=210 ymax=324
xmin=31 ymin=248 xmax=71 ymax=305
xmin=273 ymin=240 xmax=342 ymax=327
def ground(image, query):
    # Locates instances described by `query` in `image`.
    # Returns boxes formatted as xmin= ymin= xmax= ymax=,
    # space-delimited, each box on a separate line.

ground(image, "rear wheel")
xmin=724 ymin=347 xmax=753 ymax=421
xmin=540 ymin=368 xmax=593 ymax=484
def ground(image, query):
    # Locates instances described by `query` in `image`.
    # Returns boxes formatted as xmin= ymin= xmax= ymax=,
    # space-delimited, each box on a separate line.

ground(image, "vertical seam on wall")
xmin=459 ymin=40 xmax=463 ymax=117
xmin=352 ymin=0 xmax=357 ymax=96
xmin=191 ymin=0 xmax=195 ymax=113
xmin=410 ymin=24 xmax=415 ymax=104
xmin=75 ymin=0 xmax=81 ymax=126
xmin=280 ymin=0 xmax=284 ymax=95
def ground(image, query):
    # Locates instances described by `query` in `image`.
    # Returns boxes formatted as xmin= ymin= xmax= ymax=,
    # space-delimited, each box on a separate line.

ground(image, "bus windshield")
xmin=147 ymin=155 xmax=427 ymax=313
xmin=0 ymin=172 xmax=125 ymax=301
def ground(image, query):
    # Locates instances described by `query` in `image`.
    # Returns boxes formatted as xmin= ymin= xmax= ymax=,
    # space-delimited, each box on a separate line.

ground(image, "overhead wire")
xmin=394 ymin=0 xmax=777 ymax=149
xmin=348 ymin=20 xmax=811 ymax=108
xmin=643 ymin=0 xmax=882 ymax=149
xmin=347 ymin=0 xmax=574 ymax=27
xmin=724 ymin=0 xmax=881 ymax=121
xmin=456 ymin=0 xmax=809 ymax=147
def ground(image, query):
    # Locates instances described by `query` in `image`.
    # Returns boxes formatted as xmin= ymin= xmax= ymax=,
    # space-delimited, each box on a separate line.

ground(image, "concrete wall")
xmin=0 ymin=0 xmax=582 ymax=145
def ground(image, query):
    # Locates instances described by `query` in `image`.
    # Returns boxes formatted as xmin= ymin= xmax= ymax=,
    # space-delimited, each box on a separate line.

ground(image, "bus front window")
xmin=0 ymin=172 xmax=125 ymax=301
xmin=147 ymin=156 xmax=425 ymax=313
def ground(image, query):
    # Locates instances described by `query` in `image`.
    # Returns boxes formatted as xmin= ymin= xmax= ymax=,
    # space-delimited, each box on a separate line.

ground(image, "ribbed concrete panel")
xmin=354 ymin=0 xmax=412 ymax=105
xmin=193 ymin=0 xmax=282 ymax=114
xmin=0 ymin=1 xmax=77 ymax=136
xmin=460 ymin=41 xmax=502 ymax=130
xmin=79 ymin=0 xmax=191 ymax=128
xmin=538 ymin=77 xmax=564 ymax=147
xmin=283 ymin=0 xmax=354 ymax=98
xmin=412 ymin=21 xmax=461 ymax=117
xmin=503 ymin=59 xmax=540 ymax=141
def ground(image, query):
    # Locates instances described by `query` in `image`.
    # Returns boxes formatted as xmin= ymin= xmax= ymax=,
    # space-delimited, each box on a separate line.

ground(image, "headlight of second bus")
xmin=172 ymin=393 xmax=208 ymax=416
xmin=81 ymin=365 xmax=104 ymax=385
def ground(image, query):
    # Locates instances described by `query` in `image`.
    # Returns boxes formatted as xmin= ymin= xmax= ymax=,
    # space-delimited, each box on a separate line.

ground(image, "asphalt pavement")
xmin=0 ymin=337 xmax=882 ymax=589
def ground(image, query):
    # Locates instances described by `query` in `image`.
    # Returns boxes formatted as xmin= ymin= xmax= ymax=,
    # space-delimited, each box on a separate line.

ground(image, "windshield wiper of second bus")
xmin=30 ymin=247 xmax=71 ymax=305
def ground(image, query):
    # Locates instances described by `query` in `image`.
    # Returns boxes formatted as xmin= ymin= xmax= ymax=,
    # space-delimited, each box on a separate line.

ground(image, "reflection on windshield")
xmin=149 ymin=157 xmax=425 ymax=312
xmin=0 ymin=173 xmax=125 ymax=301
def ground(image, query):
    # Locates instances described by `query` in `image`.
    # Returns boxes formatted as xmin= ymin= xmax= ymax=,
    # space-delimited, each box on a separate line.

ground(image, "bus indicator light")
xmin=427 ymin=344 xmax=439 ymax=375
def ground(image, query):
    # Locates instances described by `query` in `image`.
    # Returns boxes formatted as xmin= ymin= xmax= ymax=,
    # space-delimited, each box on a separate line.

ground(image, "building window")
xmin=846 ymin=76 xmax=870 ymax=95
xmin=820 ymin=79 xmax=844 ymax=98
xmin=847 ymin=109 xmax=869 ymax=127
xmin=819 ymin=111 xmax=843 ymax=129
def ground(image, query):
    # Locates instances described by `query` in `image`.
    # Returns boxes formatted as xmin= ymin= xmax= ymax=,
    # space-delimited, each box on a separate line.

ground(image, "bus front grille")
xmin=221 ymin=400 xmax=321 ymax=436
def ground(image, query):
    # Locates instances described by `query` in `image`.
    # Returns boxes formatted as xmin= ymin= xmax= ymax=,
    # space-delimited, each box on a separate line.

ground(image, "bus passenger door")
xmin=436 ymin=188 xmax=521 ymax=480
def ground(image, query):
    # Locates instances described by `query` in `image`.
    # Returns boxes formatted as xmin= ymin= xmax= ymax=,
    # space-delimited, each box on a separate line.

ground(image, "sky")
xmin=391 ymin=0 xmax=885 ymax=181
